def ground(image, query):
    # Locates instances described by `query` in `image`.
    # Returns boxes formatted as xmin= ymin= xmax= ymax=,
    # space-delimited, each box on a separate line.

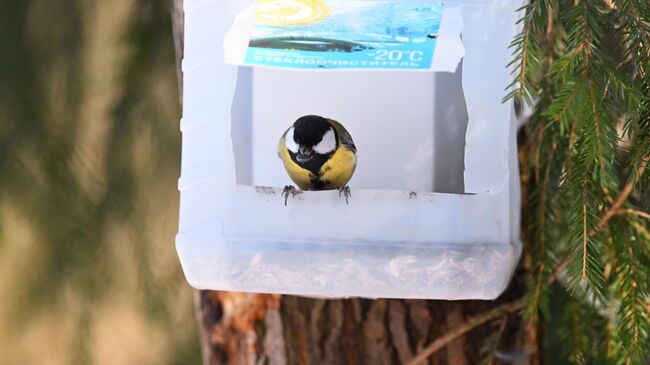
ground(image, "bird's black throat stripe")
xmin=289 ymin=151 xmax=332 ymax=190
xmin=289 ymin=151 xmax=331 ymax=175
xmin=310 ymin=177 xmax=327 ymax=190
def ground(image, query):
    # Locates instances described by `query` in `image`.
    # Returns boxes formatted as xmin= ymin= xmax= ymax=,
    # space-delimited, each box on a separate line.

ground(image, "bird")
xmin=278 ymin=115 xmax=357 ymax=205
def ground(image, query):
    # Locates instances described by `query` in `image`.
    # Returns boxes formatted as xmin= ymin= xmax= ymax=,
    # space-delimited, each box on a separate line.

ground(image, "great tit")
xmin=278 ymin=115 xmax=357 ymax=205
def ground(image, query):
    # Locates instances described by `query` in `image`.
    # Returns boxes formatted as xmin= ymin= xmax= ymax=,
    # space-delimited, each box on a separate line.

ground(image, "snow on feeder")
xmin=176 ymin=0 xmax=523 ymax=299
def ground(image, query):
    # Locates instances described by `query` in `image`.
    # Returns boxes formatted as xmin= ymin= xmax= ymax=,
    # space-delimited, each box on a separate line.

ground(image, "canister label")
xmin=245 ymin=0 xmax=444 ymax=70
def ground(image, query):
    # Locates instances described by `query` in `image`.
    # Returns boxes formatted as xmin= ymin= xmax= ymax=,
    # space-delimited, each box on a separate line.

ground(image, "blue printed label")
xmin=245 ymin=0 xmax=444 ymax=70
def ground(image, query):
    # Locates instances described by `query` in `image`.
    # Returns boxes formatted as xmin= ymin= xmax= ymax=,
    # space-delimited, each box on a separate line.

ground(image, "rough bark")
xmin=192 ymin=290 xmax=537 ymax=365
xmin=171 ymin=2 xmax=541 ymax=364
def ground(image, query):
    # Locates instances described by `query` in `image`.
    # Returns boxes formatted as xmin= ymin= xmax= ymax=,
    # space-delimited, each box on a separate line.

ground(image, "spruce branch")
xmin=548 ymin=154 xmax=649 ymax=284
xmin=609 ymin=217 xmax=650 ymax=364
xmin=526 ymin=135 xmax=560 ymax=319
xmin=504 ymin=1 xmax=546 ymax=105
xmin=597 ymin=155 xmax=649 ymax=230
xmin=478 ymin=316 xmax=508 ymax=365
xmin=508 ymin=0 xmax=650 ymax=362
xmin=629 ymin=220 xmax=650 ymax=244
xmin=581 ymin=192 xmax=588 ymax=280
xmin=405 ymin=300 xmax=525 ymax=365
xmin=619 ymin=209 xmax=650 ymax=221
xmin=559 ymin=292 xmax=609 ymax=364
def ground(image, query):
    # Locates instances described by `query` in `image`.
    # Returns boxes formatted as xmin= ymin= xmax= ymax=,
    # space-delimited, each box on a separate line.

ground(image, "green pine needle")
xmin=512 ymin=0 xmax=650 ymax=363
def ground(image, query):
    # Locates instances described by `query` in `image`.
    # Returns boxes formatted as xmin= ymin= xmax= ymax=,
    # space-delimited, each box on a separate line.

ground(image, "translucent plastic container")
xmin=176 ymin=0 xmax=523 ymax=299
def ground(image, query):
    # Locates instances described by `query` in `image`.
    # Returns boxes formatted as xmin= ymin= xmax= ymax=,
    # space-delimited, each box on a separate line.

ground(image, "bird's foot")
xmin=338 ymin=186 xmax=351 ymax=205
xmin=282 ymin=185 xmax=299 ymax=206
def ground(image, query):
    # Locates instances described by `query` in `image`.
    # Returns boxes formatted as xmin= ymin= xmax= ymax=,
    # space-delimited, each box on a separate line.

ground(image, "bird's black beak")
xmin=296 ymin=146 xmax=314 ymax=163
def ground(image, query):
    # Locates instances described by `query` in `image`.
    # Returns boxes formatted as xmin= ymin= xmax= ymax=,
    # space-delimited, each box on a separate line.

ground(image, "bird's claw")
xmin=338 ymin=186 xmax=351 ymax=205
xmin=282 ymin=185 xmax=299 ymax=206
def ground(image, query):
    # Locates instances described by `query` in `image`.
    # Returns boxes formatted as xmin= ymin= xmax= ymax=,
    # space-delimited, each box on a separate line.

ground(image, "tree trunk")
xmin=193 ymin=285 xmax=538 ymax=365
xmin=171 ymin=2 xmax=540 ymax=364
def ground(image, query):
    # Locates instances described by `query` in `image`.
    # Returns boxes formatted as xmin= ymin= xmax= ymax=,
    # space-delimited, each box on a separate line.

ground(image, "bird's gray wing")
xmin=340 ymin=129 xmax=356 ymax=153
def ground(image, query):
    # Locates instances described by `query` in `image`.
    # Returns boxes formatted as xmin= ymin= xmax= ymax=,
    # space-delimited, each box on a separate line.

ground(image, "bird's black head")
xmin=285 ymin=115 xmax=337 ymax=170
xmin=293 ymin=115 xmax=331 ymax=146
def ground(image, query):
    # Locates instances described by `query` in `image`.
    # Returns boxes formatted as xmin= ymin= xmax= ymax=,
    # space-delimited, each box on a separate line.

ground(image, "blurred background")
xmin=0 ymin=1 xmax=201 ymax=363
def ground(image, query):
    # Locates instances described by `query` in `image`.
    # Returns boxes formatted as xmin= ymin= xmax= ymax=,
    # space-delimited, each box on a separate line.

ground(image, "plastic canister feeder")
xmin=176 ymin=0 xmax=524 ymax=299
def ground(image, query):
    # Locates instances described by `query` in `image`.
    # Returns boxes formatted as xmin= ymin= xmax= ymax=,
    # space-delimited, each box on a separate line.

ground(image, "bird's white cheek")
xmin=285 ymin=127 xmax=299 ymax=153
xmin=313 ymin=129 xmax=336 ymax=154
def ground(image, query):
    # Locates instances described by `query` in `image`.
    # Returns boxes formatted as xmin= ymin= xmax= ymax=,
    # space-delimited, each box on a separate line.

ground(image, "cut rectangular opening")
xmin=231 ymin=65 xmax=468 ymax=193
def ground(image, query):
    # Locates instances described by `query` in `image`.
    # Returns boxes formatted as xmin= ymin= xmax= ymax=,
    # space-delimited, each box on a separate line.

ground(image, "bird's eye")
xmin=313 ymin=129 xmax=336 ymax=154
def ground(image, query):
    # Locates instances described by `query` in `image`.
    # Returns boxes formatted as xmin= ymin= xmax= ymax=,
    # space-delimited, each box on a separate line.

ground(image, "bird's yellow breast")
xmin=278 ymin=136 xmax=314 ymax=190
xmin=318 ymin=145 xmax=357 ymax=189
